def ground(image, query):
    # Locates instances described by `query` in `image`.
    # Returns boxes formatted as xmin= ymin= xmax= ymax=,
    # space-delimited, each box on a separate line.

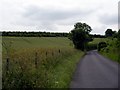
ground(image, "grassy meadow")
xmin=89 ymin=38 xmax=108 ymax=44
xmin=86 ymin=38 xmax=108 ymax=51
xmin=2 ymin=37 xmax=73 ymax=49
xmin=2 ymin=37 xmax=84 ymax=88
xmin=2 ymin=36 xmax=119 ymax=88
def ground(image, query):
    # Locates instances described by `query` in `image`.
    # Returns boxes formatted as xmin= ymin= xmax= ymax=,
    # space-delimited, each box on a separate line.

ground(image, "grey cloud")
xmin=19 ymin=5 xmax=96 ymax=31
xmin=23 ymin=5 xmax=94 ymax=22
xmin=99 ymin=14 xmax=117 ymax=25
xmin=92 ymin=26 xmax=107 ymax=35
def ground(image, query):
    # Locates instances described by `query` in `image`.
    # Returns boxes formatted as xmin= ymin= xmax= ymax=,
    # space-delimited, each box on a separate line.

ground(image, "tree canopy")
xmin=117 ymin=29 xmax=120 ymax=40
xmin=69 ymin=22 xmax=92 ymax=51
xmin=105 ymin=29 xmax=117 ymax=37
xmin=2 ymin=31 xmax=68 ymax=37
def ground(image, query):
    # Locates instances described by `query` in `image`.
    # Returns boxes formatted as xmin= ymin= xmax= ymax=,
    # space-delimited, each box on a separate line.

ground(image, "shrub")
xmin=69 ymin=22 xmax=92 ymax=51
xmin=98 ymin=42 xmax=107 ymax=51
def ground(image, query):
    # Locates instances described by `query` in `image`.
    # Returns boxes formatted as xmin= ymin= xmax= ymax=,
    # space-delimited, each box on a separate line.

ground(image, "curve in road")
xmin=70 ymin=50 xmax=119 ymax=88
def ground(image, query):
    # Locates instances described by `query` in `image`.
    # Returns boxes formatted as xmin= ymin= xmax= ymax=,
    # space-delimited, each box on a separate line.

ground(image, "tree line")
xmin=1 ymin=31 xmax=68 ymax=37
xmin=2 ymin=31 xmax=106 ymax=38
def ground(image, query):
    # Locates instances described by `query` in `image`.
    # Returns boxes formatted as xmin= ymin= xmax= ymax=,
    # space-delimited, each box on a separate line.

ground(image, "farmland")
xmin=2 ymin=37 xmax=84 ymax=88
xmin=2 ymin=36 xmax=119 ymax=88
xmin=89 ymin=38 xmax=107 ymax=44
xmin=2 ymin=37 xmax=72 ymax=50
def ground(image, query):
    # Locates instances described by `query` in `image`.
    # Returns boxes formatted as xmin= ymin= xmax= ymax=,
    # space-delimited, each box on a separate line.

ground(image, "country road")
xmin=70 ymin=50 xmax=119 ymax=88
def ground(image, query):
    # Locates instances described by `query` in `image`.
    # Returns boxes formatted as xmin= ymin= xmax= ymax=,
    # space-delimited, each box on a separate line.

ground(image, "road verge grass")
xmin=99 ymin=38 xmax=119 ymax=63
xmin=2 ymin=47 xmax=84 ymax=88
xmin=50 ymin=50 xmax=84 ymax=88
xmin=100 ymin=50 xmax=119 ymax=63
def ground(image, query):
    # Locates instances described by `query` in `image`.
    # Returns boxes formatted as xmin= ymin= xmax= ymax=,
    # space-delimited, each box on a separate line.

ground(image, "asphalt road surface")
xmin=70 ymin=50 xmax=119 ymax=88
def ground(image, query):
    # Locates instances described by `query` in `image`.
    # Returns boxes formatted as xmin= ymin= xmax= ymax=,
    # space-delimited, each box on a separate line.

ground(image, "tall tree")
xmin=69 ymin=22 xmax=92 ymax=51
xmin=105 ymin=29 xmax=113 ymax=37
xmin=117 ymin=29 xmax=120 ymax=40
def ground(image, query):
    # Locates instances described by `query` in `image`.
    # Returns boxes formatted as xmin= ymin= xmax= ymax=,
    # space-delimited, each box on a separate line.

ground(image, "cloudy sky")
xmin=0 ymin=0 xmax=119 ymax=34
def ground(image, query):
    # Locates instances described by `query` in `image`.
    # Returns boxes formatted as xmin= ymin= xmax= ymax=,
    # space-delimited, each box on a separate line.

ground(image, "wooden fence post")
xmin=59 ymin=49 xmax=60 ymax=53
xmin=35 ymin=52 xmax=38 ymax=69
xmin=6 ymin=57 xmax=9 ymax=72
xmin=52 ymin=52 xmax=54 ymax=56
xmin=46 ymin=52 xmax=48 ymax=56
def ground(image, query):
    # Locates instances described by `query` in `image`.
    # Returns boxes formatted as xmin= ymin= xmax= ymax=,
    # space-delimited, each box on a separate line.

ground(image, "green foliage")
xmin=86 ymin=43 xmax=98 ymax=51
xmin=117 ymin=29 xmax=120 ymax=62
xmin=70 ymin=29 xmax=86 ymax=50
xmin=90 ymin=37 xmax=119 ymax=63
xmin=2 ymin=37 xmax=72 ymax=50
xmin=2 ymin=48 xmax=83 ymax=88
xmin=105 ymin=29 xmax=116 ymax=37
xmin=90 ymin=34 xmax=105 ymax=38
xmin=89 ymin=38 xmax=108 ymax=44
xmin=69 ymin=22 xmax=92 ymax=51
xmin=118 ymin=29 xmax=120 ymax=40
xmin=2 ymin=37 xmax=84 ymax=88
xmin=74 ymin=23 xmax=92 ymax=33
xmin=105 ymin=29 xmax=113 ymax=37
xmin=98 ymin=42 xmax=107 ymax=51
xmin=99 ymin=38 xmax=119 ymax=63
xmin=88 ymin=38 xmax=109 ymax=51
xmin=112 ymin=31 xmax=117 ymax=38
xmin=2 ymin=31 xmax=68 ymax=37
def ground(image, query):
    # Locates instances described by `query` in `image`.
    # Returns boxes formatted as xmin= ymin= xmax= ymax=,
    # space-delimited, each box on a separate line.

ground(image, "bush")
xmin=98 ymin=42 xmax=107 ymax=51
xmin=69 ymin=22 xmax=92 ymax=51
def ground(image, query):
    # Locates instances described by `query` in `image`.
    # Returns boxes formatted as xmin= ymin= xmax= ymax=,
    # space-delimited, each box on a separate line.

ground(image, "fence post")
xmin=46 ymin=52 xmax=48 ymax=56
xmin=35 ymin=52 xmax=38 ymax=69
xmin=6 ymin=57 xmax=9 ymax=72
xmin=59 ymin=49 xmax=60 ymax=53
xmin=52 ymin=52 xmax=54 ymax=56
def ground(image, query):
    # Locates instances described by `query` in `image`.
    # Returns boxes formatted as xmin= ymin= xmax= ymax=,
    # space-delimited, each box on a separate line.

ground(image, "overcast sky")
xmin=0 ymin=0 xmax=119 ymax=34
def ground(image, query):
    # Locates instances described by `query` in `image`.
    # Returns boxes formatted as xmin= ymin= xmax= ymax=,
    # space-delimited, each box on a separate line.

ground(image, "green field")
xmin=89 ymin=38 xmax=108 ymax=44
xmin=2 ymin=37 xmax=84 ymax=88
xmin=2 ymin=37 xmax=109 ymax=51
xmin=2 ymin=36 xmax=119 ymax=88
xmin=2 ymin=37 xmax=73 ymax=50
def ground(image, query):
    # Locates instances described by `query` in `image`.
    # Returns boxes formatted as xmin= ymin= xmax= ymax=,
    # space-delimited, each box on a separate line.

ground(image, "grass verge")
xmin=49 ymin=51 xmax=84 ymax=88
xmin=99 ymin=38 xmax=119 ymax=63
xmin=100 ymin=51 xmax=119 ymax=63
xmin=2 ymin=48 xmax=84 ymax=88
